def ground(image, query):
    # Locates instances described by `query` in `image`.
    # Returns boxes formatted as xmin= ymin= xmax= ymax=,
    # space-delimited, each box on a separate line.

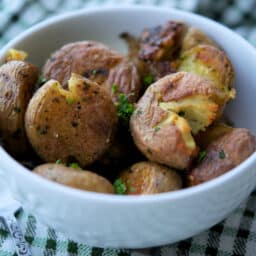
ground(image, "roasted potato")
xmin=104 ymin=58 xmax=142 ymax=103
xmin=42 ymin=41 xmax=123 ymax=87
xmin=118 ymin=161 xmax=182 ymax=195
xmin=0 ymin=60 xmax=38 ymax=155
xmin=188 ymin=128 xmax=256 ymax=186
xmin=34 ymin=163 xmax=114 ymax=193
xmin=181 ymin=27 xmax=218 ymax=52
xmin=25 ymin=73 xmax=117 ymax=166
xmin=130 ymin=71 xmax=226 ymax=170
xmin=195 ymin=123 xmax=234 ymax=149
xmin=178 ymin=44 xmax=235 ymax=102
xmin=139 ymin=21 xmax=186 ymax=61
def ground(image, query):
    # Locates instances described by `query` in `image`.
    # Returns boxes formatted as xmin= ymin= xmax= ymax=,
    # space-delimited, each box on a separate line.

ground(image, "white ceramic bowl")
xmin=0 ymin=6 xmax=256 ymax=249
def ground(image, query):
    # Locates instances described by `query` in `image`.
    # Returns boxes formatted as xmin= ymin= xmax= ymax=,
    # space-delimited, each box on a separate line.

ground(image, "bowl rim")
xmin=1 ymin=5 xmax=256 ymax=204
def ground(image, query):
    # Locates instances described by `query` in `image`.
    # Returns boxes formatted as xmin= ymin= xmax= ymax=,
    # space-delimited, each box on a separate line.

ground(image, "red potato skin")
xmin=42 ymin=41 xmax=123 ymax=87
xmin=188 ymin=128 xmax=256 ymax=186
xmin=25 ymin=75 xmax=118 ymax=166
xmin=0 ymin=60 xmax=38 ymax=155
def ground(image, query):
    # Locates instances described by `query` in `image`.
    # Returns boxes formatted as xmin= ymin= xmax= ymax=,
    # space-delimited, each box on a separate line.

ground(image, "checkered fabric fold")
xmin=0 ymin=0 xmax=256 ymax=255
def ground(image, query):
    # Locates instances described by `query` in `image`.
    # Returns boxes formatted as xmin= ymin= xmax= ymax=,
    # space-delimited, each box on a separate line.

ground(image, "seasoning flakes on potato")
xmin=0 ymin=19 xmax=254 ymax=194
xmin=0 ymin=60 xmax=38 ymax=155
xmin=117 ymin=161 xmax=182 ymax=195
xmin=25 ymin=73 xmax=117 ymax=166
xmin=34 ymin=163 xmax=114 ymax=193
xmin=188 ymin=128 xmax=256 ymax=186
xmin=130 ymin=72 xmax=225 ymax=170
xmin=42 ymin=41 xmax=123 ymax=87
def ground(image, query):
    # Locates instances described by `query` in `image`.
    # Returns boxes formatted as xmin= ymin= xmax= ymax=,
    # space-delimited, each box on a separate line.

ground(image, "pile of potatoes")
xmin=0 ymin=21 xmax=255 ymax=195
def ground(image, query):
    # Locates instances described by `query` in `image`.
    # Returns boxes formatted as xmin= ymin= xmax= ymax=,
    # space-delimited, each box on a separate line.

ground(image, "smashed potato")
xmin=34 ymin=163 xmax=114 ymax=193
xmin=178 ymin=44 xmax=235 ymax=102
xmin=0 ymin=60 xmax=38 ymax=155
xmin=188 ymin=128 xmax=256 ymax=186
xmin=118 ymin=161 xmax=182 ymax=195
xmin=25 ymin=73 xmax=117 ymax=166
xmin=130 ymin=71 xmax=225 ymax=169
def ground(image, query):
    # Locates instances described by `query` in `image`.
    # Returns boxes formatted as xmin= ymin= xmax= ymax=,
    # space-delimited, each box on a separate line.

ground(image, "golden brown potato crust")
xmin=42 ymin=41 xmax=123 ymax=87
xmin=188 ymin=128 xmax=256 ymax=186
xmin=179 ymin=44 xmax=235 ymax=102
xmin=181 ymin=27 xmax=218 ymax=52
xmin=131 ymin=72 xmax=223 ymax=169
xmin=34 ymin=163 xmax=114 ymax=193
xmin=25 ymin=74 xmax=117 ymax=166
xmin=0 ymin=60 xmax=38 ymax=155
xmin=119 ymin=161 xmax=182 ymax=194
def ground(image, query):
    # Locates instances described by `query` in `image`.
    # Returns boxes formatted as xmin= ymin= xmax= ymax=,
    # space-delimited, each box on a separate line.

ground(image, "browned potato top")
xmin=188 ymin=128 xmax=256 ymax=186
xmin=119 ymin=161 xmax=182 ymax=195
xmin=25 ymin=73 xmax=117 ymax=166
xmin=131 ymin=72 xmax=221 ymax=170
xmin=139 ymin=21 xmax=186 ymax=61
xmin=42 ymin=41 xmax=123 ymax=87
xmin=181 ymin=27 xmax=218 ymax=52
xmin=0 ymin=60 xmax=38 ymax=155
xmin=178 ymin=44 xmax=235 ymax=102
xmin=34 ymin=163 xmax=114 ymax=193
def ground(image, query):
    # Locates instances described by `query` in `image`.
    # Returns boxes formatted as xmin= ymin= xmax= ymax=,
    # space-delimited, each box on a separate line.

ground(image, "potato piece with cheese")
xmin=178 ymin=44 xmax=235 ymax=102
xmin=130 ymin=72 xmax=224 ymax=170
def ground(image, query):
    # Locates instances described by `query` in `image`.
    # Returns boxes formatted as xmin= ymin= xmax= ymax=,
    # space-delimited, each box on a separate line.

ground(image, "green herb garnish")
xmin=91 ymin=69 xmax=97 ymax=75
xmin=55 ymin=159 xmax=62 ymax=164
xmin=154 ymin=127 xmax=161 ymax=132
xmin=69 ymin=162 xmax=80 ymax=169
xmin=197 ymin=150 xmax=207 ymax=163
xmin=116 ymin=93 xmax=134 ymax=125
xmin=66 ymin=98 xmax=75 ymax=105
xmin=113 ymin=178 xmax=127 ymax=195
xmin=143 ymin=74 xmax=154 ymax=86
xmin=219 ymin=150 xmax=226 ymax=159
xmin=112 ymin=84 xmax=118 ymax=94
xmin=129 ymin=186 xmax=135 ymax=193
xmin=38 ymin=75 xmax=47 ymax=85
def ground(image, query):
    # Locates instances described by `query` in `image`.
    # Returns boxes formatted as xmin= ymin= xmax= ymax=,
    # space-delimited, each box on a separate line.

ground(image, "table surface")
xmin=0 ymin=0 xmax=256 ymax=255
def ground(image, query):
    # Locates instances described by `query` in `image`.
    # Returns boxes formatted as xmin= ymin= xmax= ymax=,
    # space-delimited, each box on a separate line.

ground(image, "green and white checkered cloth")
xmin=0 ymin=0 xmax=256 ymax=255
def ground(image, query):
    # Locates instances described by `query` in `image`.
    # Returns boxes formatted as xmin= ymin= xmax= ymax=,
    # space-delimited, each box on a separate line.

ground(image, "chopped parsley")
xmin=66 ymin=98 xmax=75 ymax=105
xmin=113 ymin=178 xmax=127 ymax=195
xmin=112 ymin=84 xmax=118 ymax=94
xmin=116 ymin=93 xmax=134 ymax=125
xmin=143 ymin=74 xmax=155 ymax=86
xmin=38 ymin=75 xmax=47 ymax=85
xmin=219 ymin=150 xmax=226 ymax=159
xmin=55 ymin=159 xmax=62 ymax=164
xmin=129 ymin=186 xmax=135 ymax=193
xmin=197 ymin=150 xmax=207 ymax=163
xmin=91 ymin=69 xmax=97 ymax=75
xmin=154 ymin=126 xmax=161 ymax=132
xmin=69 ymin=162 xmax=80 ymax=169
